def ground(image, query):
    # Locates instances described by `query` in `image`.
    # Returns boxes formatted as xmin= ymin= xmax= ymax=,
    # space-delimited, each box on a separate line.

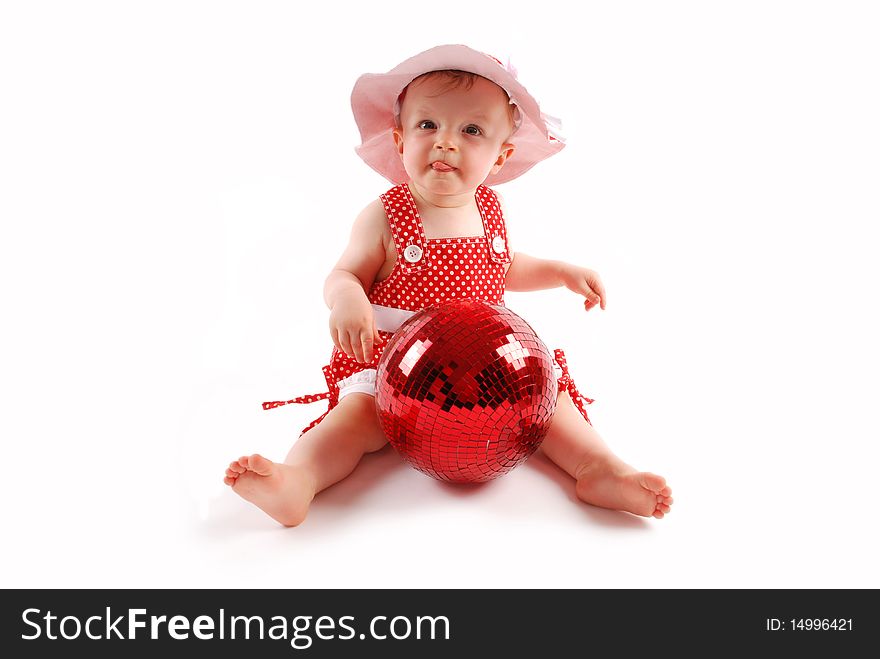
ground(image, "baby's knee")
xmin=339 ymin=391 xmax=379 ymax=417
xmin=363 ymin=433 xmax=389 ymax=453
xmin=337 ymin=393 xmax=388 ymax=452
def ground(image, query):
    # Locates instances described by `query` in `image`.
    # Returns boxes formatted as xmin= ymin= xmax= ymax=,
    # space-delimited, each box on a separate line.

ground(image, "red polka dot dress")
xmin=264 ymin=183 xmax=593 ymax=433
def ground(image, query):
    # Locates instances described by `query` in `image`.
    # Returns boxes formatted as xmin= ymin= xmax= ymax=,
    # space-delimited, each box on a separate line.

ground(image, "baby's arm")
xmin=324 ymin=200 xmax=390 ymax=363
xmin=505 ymin=254 xmax=605 ymax=311
xmin=497 ymin=193 xmax=606 ymax=311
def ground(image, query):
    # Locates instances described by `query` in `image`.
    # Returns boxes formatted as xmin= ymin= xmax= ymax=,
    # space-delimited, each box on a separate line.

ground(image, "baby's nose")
xmin=433 ymin=131 xmax=458 ymax=151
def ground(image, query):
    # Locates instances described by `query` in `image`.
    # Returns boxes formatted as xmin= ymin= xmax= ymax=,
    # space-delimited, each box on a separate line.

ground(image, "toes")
xmin=226 ymin=455 xmax=274 ymax=477
xmin=656 ymin=494 xmax=673 ymax=509
xmin=639 ymin=472 xmax=667 ymax=494
xmin=223 ymin=476 xmax=236 ymax=486
xmin=248 ymin=454 xmax=274 ymax=476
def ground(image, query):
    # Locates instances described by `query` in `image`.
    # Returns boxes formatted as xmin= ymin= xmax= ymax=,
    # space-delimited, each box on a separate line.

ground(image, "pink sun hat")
xmin=351 ymin=44 xmax=565 ymax=186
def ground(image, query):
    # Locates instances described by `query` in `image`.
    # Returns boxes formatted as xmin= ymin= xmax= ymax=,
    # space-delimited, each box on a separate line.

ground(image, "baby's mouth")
xmin=431 ymin=161 xmax=456 ymax=172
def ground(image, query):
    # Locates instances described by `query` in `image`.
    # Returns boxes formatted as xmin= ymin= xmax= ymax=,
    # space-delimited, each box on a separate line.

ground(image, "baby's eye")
xmin=418 ymin=120 xmax=437 ymax=130
xmin=463 ymin=125 xmax=482 ymax=136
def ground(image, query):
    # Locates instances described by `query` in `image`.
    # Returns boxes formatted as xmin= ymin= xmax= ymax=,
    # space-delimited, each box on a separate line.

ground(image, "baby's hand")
xmin=560 ymin=265 xmax=607 ymax=311
xmin=329 ymin=293 xmax=382 ymax=363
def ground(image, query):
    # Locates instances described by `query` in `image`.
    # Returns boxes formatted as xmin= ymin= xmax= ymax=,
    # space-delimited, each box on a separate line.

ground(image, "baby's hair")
xmin=395 ymin=70 xmax=517 ymax=133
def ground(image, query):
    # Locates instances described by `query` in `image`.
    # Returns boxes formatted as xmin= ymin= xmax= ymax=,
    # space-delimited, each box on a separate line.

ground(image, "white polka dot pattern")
xmin=371 ymin=183 xmax=510 ymax=309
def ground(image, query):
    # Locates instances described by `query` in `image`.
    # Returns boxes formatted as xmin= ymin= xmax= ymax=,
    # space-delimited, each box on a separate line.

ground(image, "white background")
xmin=2 ymin=1 xmax=879 ymax=589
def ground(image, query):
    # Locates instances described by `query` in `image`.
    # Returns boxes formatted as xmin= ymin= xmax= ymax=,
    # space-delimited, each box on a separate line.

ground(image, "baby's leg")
xmin=224 ymin=393 xmax=387 ymax=526
xmin=540 ymin=392 xmax=673 ymax=518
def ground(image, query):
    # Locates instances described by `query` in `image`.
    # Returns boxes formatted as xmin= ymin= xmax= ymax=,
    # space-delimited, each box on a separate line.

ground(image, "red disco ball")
xmin=376 ymin=299 xmax=558 ymax=483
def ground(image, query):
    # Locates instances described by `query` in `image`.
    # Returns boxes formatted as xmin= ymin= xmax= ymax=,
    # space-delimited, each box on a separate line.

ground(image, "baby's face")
xmin=393 ymin=75 xmax=515 ymax=196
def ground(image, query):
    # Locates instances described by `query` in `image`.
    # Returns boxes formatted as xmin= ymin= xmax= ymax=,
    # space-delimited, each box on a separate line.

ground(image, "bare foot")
xmin=575 ymin=461 xmax=673 ymax=519
xmin=223 ymin=454 xmax=314 ymax=527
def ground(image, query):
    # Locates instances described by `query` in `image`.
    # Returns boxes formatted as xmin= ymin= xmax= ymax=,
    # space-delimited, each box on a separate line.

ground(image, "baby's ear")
xmin=491 ymin=143 xmax=515 ymax=174
xmin=392 ymin=129 xmax=405 ymax=157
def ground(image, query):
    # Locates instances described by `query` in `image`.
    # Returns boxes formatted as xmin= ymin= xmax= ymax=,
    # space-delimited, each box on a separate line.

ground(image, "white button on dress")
xmin=403 ymin=244 xmax=423 ymax=263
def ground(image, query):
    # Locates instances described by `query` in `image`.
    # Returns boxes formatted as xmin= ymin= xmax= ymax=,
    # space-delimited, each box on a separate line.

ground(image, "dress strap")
xmin=262 ymin=365 xmax=341 ymax=436
xmin=554 ymin=349 xmax=594 ymax=425
xmin=476 ymin=185 xmax=512 ymax=265
xmin=380 ymin=183 xmax=430 ymax=273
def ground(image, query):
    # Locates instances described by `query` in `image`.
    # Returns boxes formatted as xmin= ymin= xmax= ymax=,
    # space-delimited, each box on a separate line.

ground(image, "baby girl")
xmin=224 ymin=45 xmax=673 ymax=526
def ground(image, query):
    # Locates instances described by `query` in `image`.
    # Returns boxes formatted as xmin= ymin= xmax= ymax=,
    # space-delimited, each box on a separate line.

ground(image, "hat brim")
xmin=351 ymin=44 xmax=564 ymax=186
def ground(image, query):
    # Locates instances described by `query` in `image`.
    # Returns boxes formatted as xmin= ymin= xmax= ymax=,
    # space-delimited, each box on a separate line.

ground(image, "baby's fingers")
xmin=584 ymin=273 xmax=607 ymax=310
xmin=346 ymin=329 xmax=366 ymax=363
xmin=578 ymin=287 xmax=602 ymax=310
xmin=569 ymin=279 xmax=601 ymax=306
xmin=583 ymin=282 xmax=606 ymax=310
xmin=593 ymin=283 xmax=607 ymax=310
xmin=360 ymin=329 xmax=376 ymax=364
